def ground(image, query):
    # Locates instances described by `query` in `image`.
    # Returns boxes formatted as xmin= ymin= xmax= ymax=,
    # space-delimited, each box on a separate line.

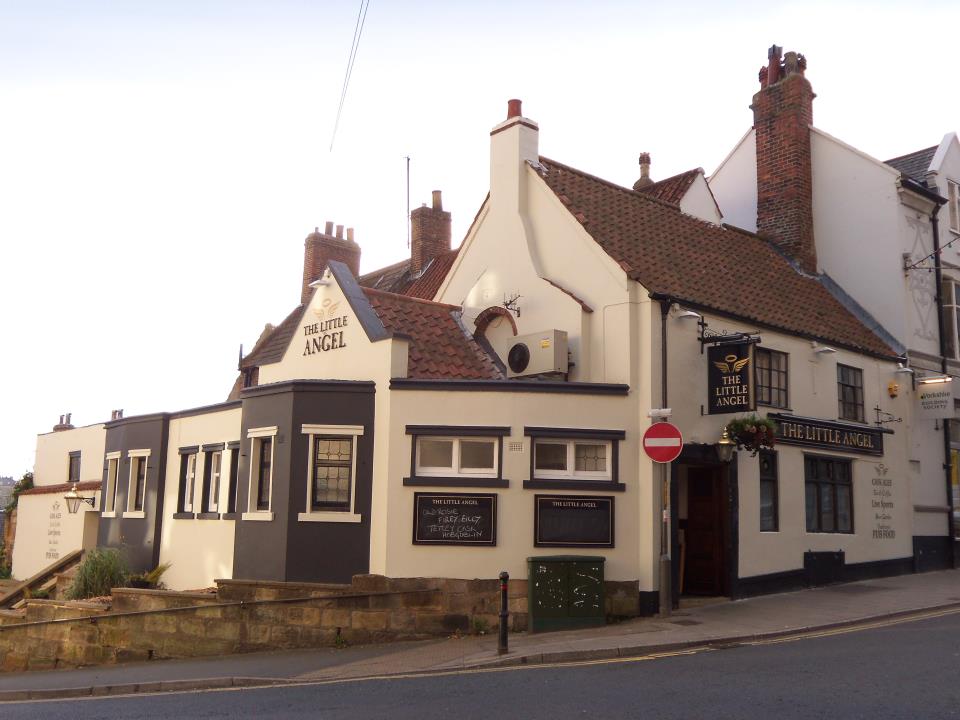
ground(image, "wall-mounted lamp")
xmin=918 ymin=375 xmax=952 ymax=385
xmin=64 ymin=486 xmax=96 ymax=514
xmin=671 ymin=303 xmax=702 ymax=320
xmin=812 ymin=344 xmax=837 ymax=354
xmin=716 ymin=427 xmax=736 ymax=463
xmin=894 ymin=363 xmax=915 ymax=375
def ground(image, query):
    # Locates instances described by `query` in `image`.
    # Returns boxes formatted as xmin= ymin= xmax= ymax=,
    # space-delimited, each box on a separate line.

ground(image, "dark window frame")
xmin=837 ymin=364 xmax=865 ymax=423
xmin=309 ymin=435 xmax=354 ymax=512
xmin=256 ymin=437 xmax=272 ymax=512
xmin=759 ymin=449 xmax=779 ymax=532
xmin=404 ymin=426 xmax=510 ymax=489
xmin=68 ymin=451 xmax=81 ymax=483
xmin=804 ymin=454 xmax=854 ymax=534
xmin=756 ymin=348 xmax=789 ymax=409
xmin=227 ymin=444 xmax=240 ymax=515
xmin=132 ymin=456 xmax=147 ymax=512
xmin=523 ymin=427 xmax=626 ymax=492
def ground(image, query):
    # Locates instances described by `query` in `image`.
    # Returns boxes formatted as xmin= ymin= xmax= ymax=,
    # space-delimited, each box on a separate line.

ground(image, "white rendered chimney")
xmin=489 ymin=99 xmax=539 ymax=215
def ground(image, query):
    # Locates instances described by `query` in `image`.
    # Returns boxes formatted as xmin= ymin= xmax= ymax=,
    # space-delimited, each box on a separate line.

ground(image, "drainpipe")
xmin=930 ymin=200 xmax=957 ymax=568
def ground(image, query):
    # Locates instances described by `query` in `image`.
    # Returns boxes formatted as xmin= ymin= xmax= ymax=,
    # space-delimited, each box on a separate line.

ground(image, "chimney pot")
xmin=346 ymin=227 xmax=354 ymax=243
xmin=432 ymin=190 xmax=443 ymax=210
xmin=507 ymin=99 xmax=522 ymax=119
xmin=324 ymin=221 xmax=334 ymax=235
xmin=633 ymin=152 xmax=654 ymax=191
xmin=335 ymin=225 xmax=344 ymax=239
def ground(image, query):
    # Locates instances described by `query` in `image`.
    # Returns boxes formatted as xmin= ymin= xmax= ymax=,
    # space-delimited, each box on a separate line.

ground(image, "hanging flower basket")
xmin=724 ymin=415 xmax=777 ymax=456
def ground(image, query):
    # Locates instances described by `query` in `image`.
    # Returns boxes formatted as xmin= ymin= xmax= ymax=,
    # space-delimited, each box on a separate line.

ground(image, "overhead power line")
xmin=330 ymin=0 xmax=371 ymax=151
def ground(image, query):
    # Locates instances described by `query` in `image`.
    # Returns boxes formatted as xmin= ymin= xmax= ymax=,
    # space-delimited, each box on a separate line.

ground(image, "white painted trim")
xmin=121 ymin=511 xmax=146 ymax=519
xmin=242 ymin=511 xmax=274 ymax=521
xmin=247 ymin=426 xmax=278 ymax=439
xmin=302 ymin=427 xmax=363 ymax=516
xmin=127 ymin=449 xmax=151 ymax=458
xmin=301 ymin=424 xmax=364 ymax=436
xmin=297 ymin=512 xmax=362 ymax=523
xmin=247 ymin=436 xmax=275 ymax=513
xmin=105 ymin=451 xmax=122 ymax=460
xmin=415 ymin=436 xmax=498 ymax=478
xmin=101 ymin=511 xmax=116 ymax=519
xmin=533 ymin=439 xmax=613 ymax=480
xmin=126 ymin=454 xmax=149 ymax=513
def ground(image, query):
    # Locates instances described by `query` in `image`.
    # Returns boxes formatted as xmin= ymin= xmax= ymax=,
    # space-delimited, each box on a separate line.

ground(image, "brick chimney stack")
xmin=633 ymin=152 xmax=653 ymax=191
xmin=301 ymin=222 xmax=361 ymax=304
xmin=752 ymin=44 xmax=817 ymax=274
xmin=410 ymin=190 xmax=452 ymax=275
xmin=53 ymin=413 xmax=74 ymax=432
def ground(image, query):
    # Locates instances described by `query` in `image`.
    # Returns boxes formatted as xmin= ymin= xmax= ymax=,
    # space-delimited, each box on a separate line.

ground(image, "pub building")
xmin=17 ymin=96 xmax=949 ymax=616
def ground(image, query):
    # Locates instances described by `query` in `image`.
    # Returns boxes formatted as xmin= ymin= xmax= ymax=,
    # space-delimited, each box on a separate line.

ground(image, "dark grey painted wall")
xmin=99 ymin=414 xmax=169 ymax=573
xmin=233 ymin=380 xmax=375 ymax=584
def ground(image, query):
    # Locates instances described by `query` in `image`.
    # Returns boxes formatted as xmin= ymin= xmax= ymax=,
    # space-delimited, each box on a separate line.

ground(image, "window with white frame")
xmin=183 ymin=453 xmax=197 ymax=512
xmin=125 ymin=450 xmax=150 ymax=515
xmin=525 ymin=427 xmax=625 ymax=490
xmin=245 ymin=427 xmax=277 ymax=519
xmin=942 ymin=278 xmax=960 ymax=360
xmin=299 ymin=424 xmax=363 ymax=523
xmin=534 ymin=439 xmax=611 ymax=479
xmin=205 ymin=450 xmax=222 ymax=513
xmin=948 ymin=180 xmax=960 ymax=235
xmin=416 ymin=437 xmax=498 ymax=477
xmin=104 ymin=452 xmax=121 ymax=514
xmin=404 ymin=426 xmax=510 ymax=488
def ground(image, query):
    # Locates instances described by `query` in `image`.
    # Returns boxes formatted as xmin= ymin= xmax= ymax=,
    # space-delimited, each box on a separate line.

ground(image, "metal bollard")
xmin=497 ymin=571 xmax=509 ymax=655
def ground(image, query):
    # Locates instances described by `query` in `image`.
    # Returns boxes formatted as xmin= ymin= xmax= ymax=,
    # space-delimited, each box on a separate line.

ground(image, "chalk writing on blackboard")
xmin=413 ymin=493 xmax=497 ymax=545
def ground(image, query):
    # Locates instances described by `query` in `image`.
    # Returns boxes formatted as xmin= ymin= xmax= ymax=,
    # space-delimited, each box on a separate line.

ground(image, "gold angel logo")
xmin=713 ymin=354 xmax=750 ymax=373
xmin=313 ymin=298 xmax=340 ymax=321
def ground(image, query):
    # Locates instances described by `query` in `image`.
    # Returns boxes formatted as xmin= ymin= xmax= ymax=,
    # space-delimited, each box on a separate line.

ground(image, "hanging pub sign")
xmin=707 ymin=342 xmax=756 ymax=414
xmin=916 ymin=378 xmax=953 ymax=420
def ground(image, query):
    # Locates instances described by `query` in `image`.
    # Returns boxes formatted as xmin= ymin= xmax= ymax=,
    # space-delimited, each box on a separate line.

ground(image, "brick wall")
xmin=301 ymin=224 xmax=361 ymax=304
xmin=751 ymin=49 xmax=817 ymax=274
xmin=410 ymin=191 xmax=451 ymax=275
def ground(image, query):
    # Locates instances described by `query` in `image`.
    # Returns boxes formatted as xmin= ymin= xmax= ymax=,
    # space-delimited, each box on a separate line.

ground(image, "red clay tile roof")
xmin=536 ymin=156 xmax=897 ymax=358
xmin=637 ymin=168 xmax=701 ymax=205
xmin=21 ymin=481 xmax=101 ymax=496
xmin=358 ymin=248 xmax=459 ymax=300
xmin=362 ymin=288 xmax=503 ymax=380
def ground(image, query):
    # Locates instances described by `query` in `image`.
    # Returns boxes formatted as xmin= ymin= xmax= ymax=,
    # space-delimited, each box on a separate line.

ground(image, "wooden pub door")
xmin=684 ymin=467 xmax=725 ymax=596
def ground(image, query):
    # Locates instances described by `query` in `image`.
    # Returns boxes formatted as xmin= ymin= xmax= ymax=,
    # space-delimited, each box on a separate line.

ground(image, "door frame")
xmin=670 ymin=444 xmax=739 ymax=607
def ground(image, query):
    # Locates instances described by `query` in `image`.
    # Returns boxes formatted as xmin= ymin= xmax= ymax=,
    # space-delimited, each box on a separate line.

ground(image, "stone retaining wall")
xmin=0 ymin=589 xmax=442 ymax=672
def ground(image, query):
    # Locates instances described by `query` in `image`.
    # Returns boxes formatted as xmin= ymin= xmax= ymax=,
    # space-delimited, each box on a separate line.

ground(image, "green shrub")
xmin=66 ymin=549 xmax=129 ymax=600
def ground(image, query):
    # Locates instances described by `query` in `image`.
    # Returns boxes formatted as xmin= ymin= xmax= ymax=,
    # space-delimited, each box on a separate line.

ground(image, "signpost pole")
xmin=659 ymin=462 xmax=671 ymax=618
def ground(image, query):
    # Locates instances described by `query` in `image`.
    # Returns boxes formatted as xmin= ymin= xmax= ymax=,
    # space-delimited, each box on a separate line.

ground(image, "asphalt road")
xmin=5 ymin=612 xmax=960 ymax=719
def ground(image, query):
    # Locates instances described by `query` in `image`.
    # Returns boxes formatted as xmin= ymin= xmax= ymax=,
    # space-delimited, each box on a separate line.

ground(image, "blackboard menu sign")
xmin=534 ymin=495 xmax=614 ymax=548
xmin=413 ymin=493 xmax=497 ymax=546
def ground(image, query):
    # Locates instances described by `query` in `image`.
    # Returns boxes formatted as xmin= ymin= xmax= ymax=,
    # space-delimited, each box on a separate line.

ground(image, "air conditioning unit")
xmin=506 ymin=330 xmax=568 ymax=378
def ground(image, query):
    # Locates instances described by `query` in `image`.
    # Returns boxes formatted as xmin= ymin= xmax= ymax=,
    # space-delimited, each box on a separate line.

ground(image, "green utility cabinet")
xmin=527 ymin=556 xmax=606 ymax=633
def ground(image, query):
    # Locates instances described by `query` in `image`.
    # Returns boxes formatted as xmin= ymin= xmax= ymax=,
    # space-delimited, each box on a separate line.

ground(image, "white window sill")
xmin=101 ymin=511 xmax=116 ymax=518
xmin=297 ymin=512 xmax=362 ymax=524
xmin=122 ymin=511 xmax=146 ymax=519
xmin=242 ymin=511 xmax=274 ymax=522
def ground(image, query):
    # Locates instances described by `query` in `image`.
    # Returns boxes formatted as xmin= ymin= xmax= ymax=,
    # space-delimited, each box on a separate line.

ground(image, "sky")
xmin=2 ymin=0 xmax=959 ymax=477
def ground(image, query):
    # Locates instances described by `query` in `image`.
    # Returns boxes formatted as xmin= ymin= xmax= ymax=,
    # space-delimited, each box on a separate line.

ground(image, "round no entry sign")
xmin=642 ymin=422 xmax=683 ymax=464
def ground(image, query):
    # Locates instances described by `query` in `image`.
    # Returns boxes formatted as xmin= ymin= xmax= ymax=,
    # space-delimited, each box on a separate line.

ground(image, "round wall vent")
xmin=507 ymin=342 xmax=530 ymax=374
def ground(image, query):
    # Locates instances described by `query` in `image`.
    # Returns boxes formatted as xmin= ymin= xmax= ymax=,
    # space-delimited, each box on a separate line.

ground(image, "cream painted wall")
xmin=11 ymin=491 xmax=99 ymax=580
xmin=708 ymin=128 xmax=757 ymax=233
xmin=33 ymin=424 xmax=105 ymax=486
xmin=383 ymin=389 xmax=647 ymax=585
xmin=158 ymin=407 xmax=241 ymax=591
xmin=810 ymin=129 xmax=908 ymax=344
xmin=678 ymin=173 xmax=723 ymax=225
xmin=437 ymin=118 xmax=630 ymax=385
xmin=663 ymin=308 xmax=914 ymax=577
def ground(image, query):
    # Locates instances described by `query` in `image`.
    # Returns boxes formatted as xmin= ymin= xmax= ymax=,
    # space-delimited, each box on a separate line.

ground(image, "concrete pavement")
xmin=1 ymin=568 xmax=958 ymax=701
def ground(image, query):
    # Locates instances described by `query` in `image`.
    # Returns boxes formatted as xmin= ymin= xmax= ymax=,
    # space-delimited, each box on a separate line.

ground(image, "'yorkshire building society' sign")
xmin=707 ymin=343 xmax=756 ymax=414
xmin=916 ymin=378 xmax=953 ymax=420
